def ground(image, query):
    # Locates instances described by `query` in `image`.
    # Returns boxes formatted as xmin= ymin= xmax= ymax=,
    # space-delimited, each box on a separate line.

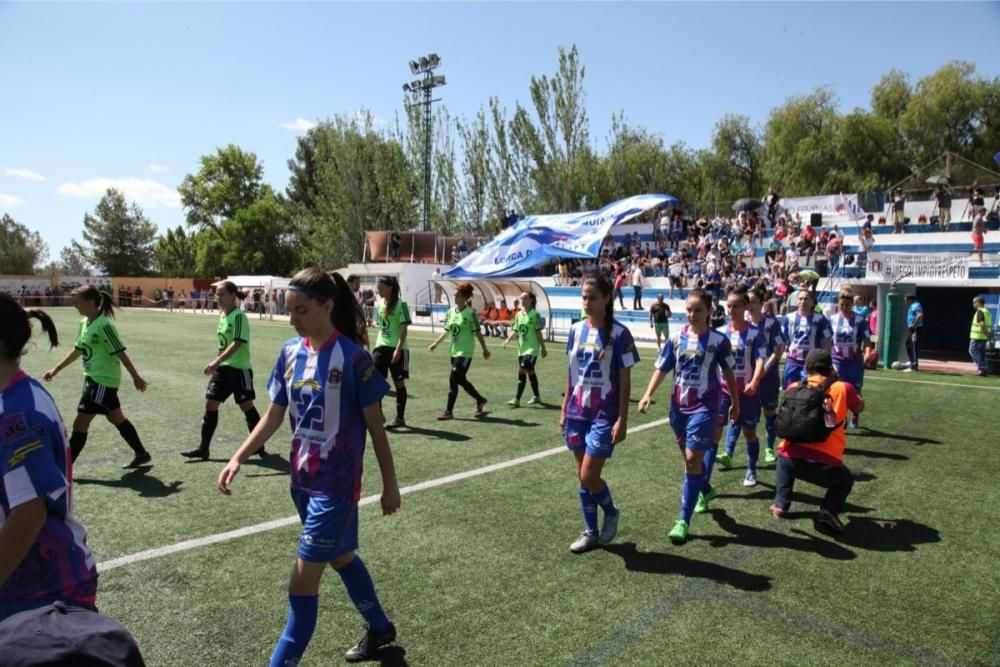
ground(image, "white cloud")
xmin=5 ymin=168 xmax=46 ymax=182
xmin=278 ymin=117 xmax=318 ymax=131
xmin=0 ymin=193 xmax=25 ymax=208
xmin=57 ymin=178 xmax=181 ymax=208
xmin=148 ymin=163 xmax=169 ymax=173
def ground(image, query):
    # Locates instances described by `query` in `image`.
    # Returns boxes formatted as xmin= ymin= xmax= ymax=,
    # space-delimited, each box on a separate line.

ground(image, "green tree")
xmin=871 ymin=69 xmax=912 ymax=120
xmin=153 ymin=226 xmax=199 ymax=277
xmin=761 ymin=88 xmax=843 ymax=195
xmin=706 ymin=114 xmax=764 ymax=201
xmin=899 ymin=61 xmax=984 ymax=164
xmin=0 ymin=213 xmax=48 ymax=274
xmin=178 ymin=145 xmax=265 ymax=235
xmin=74 ymin=189 xmax=157 ymax=275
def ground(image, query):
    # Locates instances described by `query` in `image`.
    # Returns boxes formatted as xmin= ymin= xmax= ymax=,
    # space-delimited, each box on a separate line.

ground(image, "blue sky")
xmin=2 ymin=1 xmax=998 ymax=260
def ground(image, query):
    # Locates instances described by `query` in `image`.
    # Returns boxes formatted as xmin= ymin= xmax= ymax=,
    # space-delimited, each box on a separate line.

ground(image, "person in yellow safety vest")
xmin=969 ymin=296 xmax=993 ymax=377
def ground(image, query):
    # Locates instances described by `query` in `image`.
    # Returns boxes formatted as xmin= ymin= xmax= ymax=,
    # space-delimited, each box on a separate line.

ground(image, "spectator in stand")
xmin=667 ymin=256 xmax=684 ymax=299
xmin=826 ymin=233 xmax=843 ymax=272
xmin=972 ymin=208 xmax=988 ymax=265
xmin=486 ymin=303 xmax=500 ymax=337
xmin=891 ymin=189 xmax=907 ymax=234
xmin=497 ymin=300 xmax=512 ymax=338
xmin=631 ymin=261 xmax=645 ymax=310
xmin=613 ymin=268 xmax=627 ymax=309
xmin=765 ymin=186 xmax=781 ymax=228
xmin=479 ymin=303 xmax=492 ymax=336
xmin=903 ymin=293 xmax=923 ymax=372
xmin=935 ymin=184 xmax=952 ymax=230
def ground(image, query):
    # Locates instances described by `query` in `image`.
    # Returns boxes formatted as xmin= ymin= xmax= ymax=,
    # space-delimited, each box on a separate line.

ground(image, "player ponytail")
xmin=288 ymin=267 xmax=366 ymax=344
xmin=73 ymin=285 xmax=116 ymax=319
xmin=377 ymin=276 xmax=400 ymax=316
xmin=0 ymin=293 xmax=59 ymax=363
xmin=583 ymin=273 xmax=614 ymax=361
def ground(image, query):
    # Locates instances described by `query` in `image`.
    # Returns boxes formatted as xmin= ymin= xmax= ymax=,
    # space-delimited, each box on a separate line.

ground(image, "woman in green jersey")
xmin=372 ymin=276 xmax=411 ymax=429
xmin=182 ymin=281 xmax=264 ymax=460
xmin=43 ymin=286 xmax=151 ymax=469
xmin=428 ymin=282 xmax=491 ymax=420
xmin=503 ymin=290 xmax=547 ymax=407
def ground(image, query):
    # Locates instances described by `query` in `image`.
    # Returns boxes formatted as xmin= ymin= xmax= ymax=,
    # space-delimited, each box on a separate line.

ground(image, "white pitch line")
xmin=863 ymin=375 xmax=1000 ymax=391
xmin=98 ymin=416 xmax=672 ymax=573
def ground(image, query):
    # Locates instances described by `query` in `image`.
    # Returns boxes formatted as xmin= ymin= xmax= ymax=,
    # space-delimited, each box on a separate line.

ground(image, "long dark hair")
xmin=289 ymin=267 xmax=365 ymax=343
xmin=73 ymin=284 xmax=115 ymax=319
xmin=0 ymin=293 xmax=59 ymax=363
xmin=582 ymin=273 xmax=614 ymax=360
xmin=218 ymin=281 xmax=246 ymax=300
xmin=377 ymin=276 xmax=400 ymax=315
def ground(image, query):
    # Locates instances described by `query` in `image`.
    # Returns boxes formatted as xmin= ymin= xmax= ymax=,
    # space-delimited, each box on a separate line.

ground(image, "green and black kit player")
xmin=428 ymin=282 xmax=491 ymax=420
xmin=373 ymin=276 xmax=411 ymax=429
xmin=503 ymin=290 xmax=547 ymax=406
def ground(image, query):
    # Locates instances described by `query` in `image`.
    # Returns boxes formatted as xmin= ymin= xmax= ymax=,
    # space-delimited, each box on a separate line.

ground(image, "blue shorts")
xmin=735 ymin=393 xmax=762 ymax=428
xmin=669 ymin=407 xmax=717 ymax=451
xmin=758 ymin=376 xmax=781 ymax=411
xmin=783 ymin=362 xmax=806 ymax=389
xmin=291 ymin=487 xmax=359 ymax=563
xmin=564 ymin=419 xmax=614 ymax=459
xmin=834 ymin=362 xmax=864 ymax=392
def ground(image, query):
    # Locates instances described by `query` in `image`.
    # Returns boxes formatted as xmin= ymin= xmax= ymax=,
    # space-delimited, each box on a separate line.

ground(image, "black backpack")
xmin=775 ymin=376 xmax=841 ymax=443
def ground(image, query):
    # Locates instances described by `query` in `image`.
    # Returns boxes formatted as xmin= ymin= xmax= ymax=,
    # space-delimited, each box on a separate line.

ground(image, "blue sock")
xmin=337 ymin=556 xmax=391 ymax=634
xmin=680 ymin=472 xmax=704 ymax=523
xmin=765 ymin=414 xmax=777 ymax=448
xmin=269 ymin=594 xmax=318 ymax=667
xmin=725 ymin=423 xmax=740 ymax=457
xmin=702 ymin=446 xmax=718 ymax=492
xmin=579 ymin=487 xmax=599 ymax=533
xmin=746 ymin=438 xmax=760 ymax=473
xmin=591 ymin=484 xmax=618 ymax=516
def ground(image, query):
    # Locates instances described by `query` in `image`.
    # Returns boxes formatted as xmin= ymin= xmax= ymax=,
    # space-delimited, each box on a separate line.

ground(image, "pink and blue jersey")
xmin=268 ymin=332 xmax=389 ymax=502
xmin=564 ymin=319 xmax=639 ymax=424
xmin=0 ymin=372 xmax=96 ymax=618
xmin=655 ymin=325 xmax=735 ymax=414
xmin=782 ymin=313 xmax=832 ymax=366
xmin=718 ymin=323 xmax=766 ymax=395
xmin=830 ymin=312 xmax=870 ymax=386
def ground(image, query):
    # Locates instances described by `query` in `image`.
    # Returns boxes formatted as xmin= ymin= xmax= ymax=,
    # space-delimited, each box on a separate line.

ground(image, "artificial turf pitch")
xmin=18 ymin=307 xmax=1000 ymax=666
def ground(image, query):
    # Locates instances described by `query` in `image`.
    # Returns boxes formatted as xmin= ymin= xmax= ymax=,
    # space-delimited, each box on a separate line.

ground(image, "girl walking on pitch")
xmin=0 ymin=295 xmax=98 ymax=621
xmin=830 ymin=287 xmax=871 ymax=428
xmin=560 ymin=274 xmax=638 ymax=553
xmin=747 ymin=286 xmax=787 ymax=464
xmin=183 ymin=281 xmax=265 ymax=460
xmin=372 ymin=276 xmax=411 ymax=429
xmin=714 ymin=289 xmax=767 ymax=487
xmin=43 ymin=286 xmax=151 ymax=469
xmin=217 ymin=268 xmax=401 ymax=665
xmin=638 ymin=288 xmax=738 ymax=544
xmin=428 ymin=283 xmax=490 ymax=420
xmin=503 ymin=290 xmax=547 ymax=407
xmin=781 ymin=289 xmax=832 ymax=389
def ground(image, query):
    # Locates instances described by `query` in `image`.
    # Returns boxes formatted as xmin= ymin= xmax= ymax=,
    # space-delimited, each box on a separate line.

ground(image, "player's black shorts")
xmin=518 ymin=354 xmax=538 ymax=371
xmin=205 ymin=366 xmax=256 ymax=404
xmin=78 ymin=377 xmax=121 ymax=415
xmin=372 ymin=346 xmax=410 ymax=381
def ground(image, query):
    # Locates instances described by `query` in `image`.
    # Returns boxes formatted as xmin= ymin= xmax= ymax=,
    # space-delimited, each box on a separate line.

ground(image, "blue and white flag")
xmin=839 ymin=192 xmax=867 ymax=223
xmin=444 ymin=194 xmax=676 ymax=278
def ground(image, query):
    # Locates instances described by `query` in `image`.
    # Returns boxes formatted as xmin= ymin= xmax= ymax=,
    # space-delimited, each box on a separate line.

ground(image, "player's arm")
xmin=363 ymin=403 xmax=400 ymax=515
xmin=428 ymin=330 xmax=448 ymax=351
xmin=0 ymin=496 xmax=46 ymax=587
xmin=765 ymin=341 xmax=785 ymax=373
xmin=117 ymin=350 xmax=148 ymax=392
xmin=43 ymin=348 xmax=82 ymax=380
xmin=502 ymin=328 xmax=516 ymax=348
xmin=723 ymin=367 xmax=741 ymax=423
xmin=206 ymin=340 xmax=244 ymax=374
xmin=538 ymin=332 xmax=547 ymax=358
xmin=475 ymin=330 xmax=491 ymax=360
xmin=217 ymin=401 xmax=287 ymax=494
xmin=393 ymin=322 xmax=408 ymax=364
xmin=637 ymin=369 xmax=666 ymax=413
xmin=612 ymin=366 xmax=630 ymax=444
xmin=746 ymin=357 xmax=765 ymax=395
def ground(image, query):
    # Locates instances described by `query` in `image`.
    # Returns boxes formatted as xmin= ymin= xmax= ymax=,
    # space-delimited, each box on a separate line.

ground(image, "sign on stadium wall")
xmin=779 ymin=194 xmax=859 ymax=217
xmin=866 ymin=252 xmax=969 ymax=282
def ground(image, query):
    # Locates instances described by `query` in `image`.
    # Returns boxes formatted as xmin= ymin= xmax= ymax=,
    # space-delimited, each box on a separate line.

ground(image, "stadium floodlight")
xmin=402 ymin=53 xmax=446 ymax=233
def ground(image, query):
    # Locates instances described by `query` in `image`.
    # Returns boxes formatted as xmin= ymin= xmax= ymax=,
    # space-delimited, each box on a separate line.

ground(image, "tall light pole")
xmin=403 ymin=53 xmax=445 ymax=232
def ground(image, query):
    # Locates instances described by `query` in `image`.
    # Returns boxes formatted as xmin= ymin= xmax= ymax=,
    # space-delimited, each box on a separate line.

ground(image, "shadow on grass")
xmin=75 ymin=468 xmax=183 ymax=498
xmin=844 ymin=447 xmax=909 ymax=461
xmin=462 ymin=415 xmax=540 ymax=427
xmin=603 ymin=542 xmax=772 ymax=592
xmin=825 ymin=517 xmax=942 ymax=552
xmin=714 ymin=485 xmax=874 ymax=515
xmin=244 ymin=453 xmax=291 ymax=477
xmin=700 ymin=509 xmax=857 ymax=561
xmin=373 ymin=646 xmax=408 ymax=666
xmin=387 ymin=425 xmax=471 ymax=442
xmin=853 ymin=427 xmax=942 ymax=446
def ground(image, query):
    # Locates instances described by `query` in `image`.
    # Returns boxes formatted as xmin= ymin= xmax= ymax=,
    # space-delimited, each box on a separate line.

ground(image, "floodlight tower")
xmin=402 ymin=53 xmax=445 ymax=232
